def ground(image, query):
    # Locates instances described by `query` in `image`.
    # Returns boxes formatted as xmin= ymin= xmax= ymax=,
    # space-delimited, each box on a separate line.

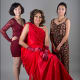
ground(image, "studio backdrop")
xmin=0 ymin=0 xmax=80 ymax=80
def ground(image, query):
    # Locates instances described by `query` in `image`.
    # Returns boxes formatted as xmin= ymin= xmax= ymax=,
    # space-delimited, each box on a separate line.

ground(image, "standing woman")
xmin=0 ymin=2 xmax=25 ymax=80
xmin=50 ymin=2 xmax=70 ymax=73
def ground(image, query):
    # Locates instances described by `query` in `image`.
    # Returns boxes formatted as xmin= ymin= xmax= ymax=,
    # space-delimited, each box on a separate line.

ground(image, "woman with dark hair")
xmin=0 ymin=2 xmax=25 ymax=80
xmin=19 ymin=9 xmax=72 ymax=80
xmin=50 ymin=2 xmax=70 ymax=73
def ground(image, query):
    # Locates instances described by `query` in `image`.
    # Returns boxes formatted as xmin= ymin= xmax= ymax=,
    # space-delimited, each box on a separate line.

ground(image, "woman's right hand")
xmin=42 ymin=53 xmax=48 ymax=61
xmin=52 ymin=42 xmax=56 ymax=50
xmin=52 ymin=42 xmax=58 ymax=53
xmin=27 ymin=46 xmax=35 ymax=52
xmin=27 ymin=47 xmax=42 ymax=52
xmin=12 ymin=36 xmax=18 ymax=41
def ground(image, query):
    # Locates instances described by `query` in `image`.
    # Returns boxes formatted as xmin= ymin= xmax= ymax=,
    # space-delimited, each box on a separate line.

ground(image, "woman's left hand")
xmin=56 ymin=45 xmax=61 ymax=51
xmin=42 ymin=53 xmax=48 ymax=61
xmin=12 ymin=36 xmax=18 ymax=41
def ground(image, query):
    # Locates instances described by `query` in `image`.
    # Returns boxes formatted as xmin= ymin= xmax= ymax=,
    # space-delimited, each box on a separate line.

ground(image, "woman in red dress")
xmin=19 ymin=9 xmax=72 ymax=80
xmin=0 ymin=2 xmax=25 ymax=80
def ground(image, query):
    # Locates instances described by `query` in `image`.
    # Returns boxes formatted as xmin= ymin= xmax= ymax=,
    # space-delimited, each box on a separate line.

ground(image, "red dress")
xmin=0 ymin=18 xmax=25 ymax=57
xmin=21 ymin=22 xmax=72 ymax=80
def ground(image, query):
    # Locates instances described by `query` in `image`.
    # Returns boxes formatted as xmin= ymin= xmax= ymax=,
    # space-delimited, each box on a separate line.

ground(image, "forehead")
xmin=58 ymin=5 xmax=65 ymax=8
xmin=15 ymin=5 xmax=21 ymax=9
xmin=35 ymin=13 xmax=41 ymax=16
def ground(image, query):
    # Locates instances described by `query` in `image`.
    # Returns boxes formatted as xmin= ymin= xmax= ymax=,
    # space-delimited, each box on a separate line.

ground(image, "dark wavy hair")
xmin=57 ymin=2 xmax=67 ymax=16
xmin=9 ymin=2 xmax=24 ymax=16
xmin=30 ymin=9 xmax=45 ymax=26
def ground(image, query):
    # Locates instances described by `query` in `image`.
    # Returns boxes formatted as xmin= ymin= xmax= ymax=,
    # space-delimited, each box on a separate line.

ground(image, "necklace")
xmin=14 ymin=17 xmax=23 ymax=26
xmin=15 ymin=18 xmax=21 ymax=21
xmin=58 ymin=17 xmax=65 ymax=22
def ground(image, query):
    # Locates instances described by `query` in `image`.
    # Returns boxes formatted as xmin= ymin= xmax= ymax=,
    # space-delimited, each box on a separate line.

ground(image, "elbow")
xmin=64 ymin=36 xmax=68 ymax=43
xmin=65 ymin=33 xmax=69 ymax=40
xmin=65 ymin=36 xmax=68 ymax=40
xmin=0 ymin=29 xmax=4 ymax=33
xmin=19 ymin=39 xmax=22 ymax=46
xmin=19 ymin=40 xmax=21 ymax=45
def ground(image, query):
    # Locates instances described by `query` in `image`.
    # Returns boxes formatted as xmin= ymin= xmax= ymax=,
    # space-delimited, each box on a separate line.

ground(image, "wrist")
xmin=26 ymin=46 xmax=29 ymax=48
xmin=59 ymin=44 xmax=62 ymax=47
xmin=58 ymin=43 xmax=62 ymax=47
xmin=27 ymin=46 xmax=35 ymax=51
xmin=45 ymin=46 xmax=49 ymax=50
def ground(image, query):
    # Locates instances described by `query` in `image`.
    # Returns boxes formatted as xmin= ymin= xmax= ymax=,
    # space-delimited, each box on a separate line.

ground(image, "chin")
xmin=59 ymin=14 xmax=64 ymax=16
xmin=16 ymin=14 xmax=21 ymax=16
xmin=35 ymin=22 xmax=40 ymax=25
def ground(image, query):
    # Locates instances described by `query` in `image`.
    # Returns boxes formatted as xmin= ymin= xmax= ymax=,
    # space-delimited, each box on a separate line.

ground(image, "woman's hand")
xmin=42 ymin=46 xmax=49 ymax=61
xmin=12 ymin=36 xmax=18 ymax=41
xmin=42 ymin=52 xmax=48 ymax=61
xmin=52 ymin=42 xmax=56 ymax=50
xmin=27 ymin=46 xmax=35 ymax=52
xmin=56 ymin=44 xmax=61 ymax=51
xmin=27 ymin=47 xmax=43 ymax=52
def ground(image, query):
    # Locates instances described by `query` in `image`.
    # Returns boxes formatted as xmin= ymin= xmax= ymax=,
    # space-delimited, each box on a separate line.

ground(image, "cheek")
xmin=62 ymin=8 xmax=66 ymax=13
xmin=34 ymin=18 xmax=37 ymax=23
xmin=63 ymin=10 xmax=66 ymax=14
xmin=58 ymin=9 xmax=61 ymax=13
xmin=19 ymin=9 xmax=21 ymax=12
xmin=34 ymin=18 xmax=37 ymax=21
xmin=13 ymin=10 xmax=16 ymax=15
xmin=40 ymin=19 xmax=42 ymax=22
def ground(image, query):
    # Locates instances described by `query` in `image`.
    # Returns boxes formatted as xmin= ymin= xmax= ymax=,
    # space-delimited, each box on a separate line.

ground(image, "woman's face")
xmin=13 ymin=6 xmax=21 ymax=16
xmin=57 ymin=5 xmax=66 ymax=16
xmin=34 ymin=13 xmax=42 ymax=26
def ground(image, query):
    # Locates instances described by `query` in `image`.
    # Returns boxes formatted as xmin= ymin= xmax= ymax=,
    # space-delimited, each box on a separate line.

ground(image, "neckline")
xmin=53 ymin=21 xmax=66 ymax=26
xmin=30 ymin=22 xmax=45 ymax=33
xmin=53 ymin=18 xmax=67 ymax=26
xmin=13 ymin=18 xmax=23 ymax=27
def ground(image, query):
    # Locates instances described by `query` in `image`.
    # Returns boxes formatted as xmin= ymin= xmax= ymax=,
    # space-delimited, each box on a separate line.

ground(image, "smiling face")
xmin=34 ymin=13 xmax=42 ymax=26
xmin=13 ymin=6 xmax=21 ymax=16
xmin=57 ymin=5 xmax=66 ymax=16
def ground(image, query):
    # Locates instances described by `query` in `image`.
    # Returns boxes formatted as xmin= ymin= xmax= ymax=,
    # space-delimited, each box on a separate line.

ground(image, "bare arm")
xmin=44 ymin=26 xmax=49 ymax=47
xmin=19 ymin=24 xmax=29 ymax=48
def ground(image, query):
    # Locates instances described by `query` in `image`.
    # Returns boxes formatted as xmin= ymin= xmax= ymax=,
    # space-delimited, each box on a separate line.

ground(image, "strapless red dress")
xmin=21 ymin=22 xmax=72 ymax=80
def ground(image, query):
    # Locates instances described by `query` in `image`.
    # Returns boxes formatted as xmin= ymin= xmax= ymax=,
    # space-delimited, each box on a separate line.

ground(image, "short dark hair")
xmin=57 ymin=2 xmax=67 ymax=16
xmin=30 ymin=9 xmax=45 ymax=26
xmin=9 ymin=2 xmax=24 ymax=16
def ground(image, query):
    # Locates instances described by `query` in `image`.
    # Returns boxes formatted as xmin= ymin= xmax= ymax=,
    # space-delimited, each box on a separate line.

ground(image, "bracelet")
xmin=45 ymin=46 xmax=49 ymax=50
xmin=27 ymin=46 xmax=35 ymax=51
